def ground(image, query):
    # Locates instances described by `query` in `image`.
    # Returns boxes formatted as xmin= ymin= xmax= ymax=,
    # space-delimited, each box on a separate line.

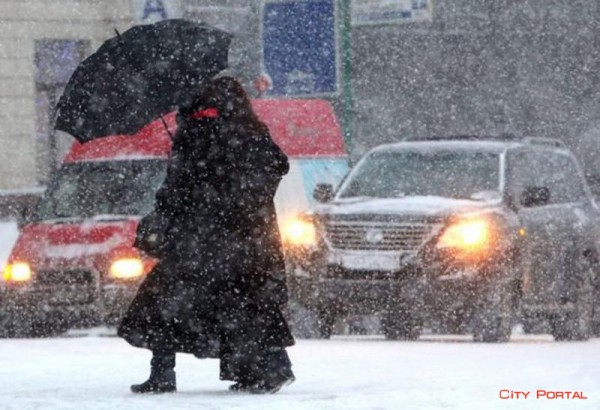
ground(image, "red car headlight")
xmin=109 ymin=257 xmax=144 ymax=280
xmin=3 ymin=262 xmax=33 ymax=283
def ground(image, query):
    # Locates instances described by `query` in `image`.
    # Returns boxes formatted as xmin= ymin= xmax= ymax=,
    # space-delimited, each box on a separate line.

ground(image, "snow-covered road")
xmin=1 ymin=332 xmax=598 ymax=410
xmin=0 ymin=222 xmax=598 ymax=409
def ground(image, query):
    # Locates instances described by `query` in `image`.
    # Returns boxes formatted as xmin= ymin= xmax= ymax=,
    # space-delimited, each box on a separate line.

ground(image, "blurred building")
xmin=1 ymin=1 xmax=129 ymax=188
xmin=350 ymin=0 xmax=600 ymax=162
xmin=2 ymin=0 xmax=600 ymax=189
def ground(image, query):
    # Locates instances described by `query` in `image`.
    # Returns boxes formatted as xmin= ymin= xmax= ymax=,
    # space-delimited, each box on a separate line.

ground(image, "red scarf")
xmin=190 ymin=107 xmax=219 ymax=119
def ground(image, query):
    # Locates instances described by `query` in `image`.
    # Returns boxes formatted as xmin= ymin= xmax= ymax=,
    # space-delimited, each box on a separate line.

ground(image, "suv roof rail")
xmin=522 ymin=136 xmax=566 ymax=149
xmin=403 ymin=134 xmax=520 ymax=142
xmin=402 ymin=134 xmax=568 ymax=149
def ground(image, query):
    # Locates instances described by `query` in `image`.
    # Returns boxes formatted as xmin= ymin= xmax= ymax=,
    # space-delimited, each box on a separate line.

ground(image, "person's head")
xmin=203 ymin=77 xmax=251 ymax=118
xmin=191 ymin=76 xmax=268 ymax=136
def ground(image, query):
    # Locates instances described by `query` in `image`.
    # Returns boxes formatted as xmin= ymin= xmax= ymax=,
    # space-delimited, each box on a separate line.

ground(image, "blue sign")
xmin=134 ymin=0 xmax=182 ymax=24
xmin=262 ymin=0 xmax=337 ymax=96
xmin=143 ymin=0 xmax=167 ymax=20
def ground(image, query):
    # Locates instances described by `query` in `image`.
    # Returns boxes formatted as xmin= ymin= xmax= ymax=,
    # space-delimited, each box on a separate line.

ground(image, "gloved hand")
xmin=134 ymin=210 xmax=170 ymax=258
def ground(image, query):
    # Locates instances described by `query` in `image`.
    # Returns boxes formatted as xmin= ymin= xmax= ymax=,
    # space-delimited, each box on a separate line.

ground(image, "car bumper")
xmin=289 ymin=263 xmax=489 ymax=315
xmin=1 ymin=283 xmax=139 ymax=326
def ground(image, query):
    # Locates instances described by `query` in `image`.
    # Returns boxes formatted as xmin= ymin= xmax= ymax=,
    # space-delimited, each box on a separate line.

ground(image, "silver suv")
xmin=285 ymin=136 xmax=600 ymax=342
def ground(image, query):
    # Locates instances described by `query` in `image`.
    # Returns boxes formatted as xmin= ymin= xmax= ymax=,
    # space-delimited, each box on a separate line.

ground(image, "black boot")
xmin=248 ymin=349 xmax=295 ymax=394
xmin=228 ymin=381 xmax=253 ymax=392
xmin=249 ymin=375 xmax=295 ymax=394
xmin=131 ymin=351 xmax=177 ymax=393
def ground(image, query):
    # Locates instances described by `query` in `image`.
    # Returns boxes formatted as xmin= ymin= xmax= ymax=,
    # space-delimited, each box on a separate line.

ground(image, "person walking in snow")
xmin=118 ymin=76 xmax=295 ymax=394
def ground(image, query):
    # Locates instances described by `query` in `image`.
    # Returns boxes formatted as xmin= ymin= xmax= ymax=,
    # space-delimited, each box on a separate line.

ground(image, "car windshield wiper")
xmin=337 ymin=195 xmax=376 ymax=201
xmin=91 ymin=214 xmax=137 ymax=221
xmin=37 ymin=214 xmax=136 ymax=224
xmin=40 ymin=216 xmax=85 ymax=224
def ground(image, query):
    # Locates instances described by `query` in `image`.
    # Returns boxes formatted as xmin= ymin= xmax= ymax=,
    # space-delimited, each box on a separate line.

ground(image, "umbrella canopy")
xmin=55 ymin=19 xmax=231 ymax=143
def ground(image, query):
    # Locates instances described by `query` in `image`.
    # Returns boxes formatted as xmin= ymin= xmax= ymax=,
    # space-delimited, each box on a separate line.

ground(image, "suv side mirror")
xmin=313 ymin=183 xmax=334 ymax=203
xmin=520 ymin=186 xmax=550 ymax=208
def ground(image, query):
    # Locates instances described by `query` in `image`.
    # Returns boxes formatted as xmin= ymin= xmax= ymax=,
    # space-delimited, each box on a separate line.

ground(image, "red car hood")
xmin=8 ymin=218 xmax=139 ymax=271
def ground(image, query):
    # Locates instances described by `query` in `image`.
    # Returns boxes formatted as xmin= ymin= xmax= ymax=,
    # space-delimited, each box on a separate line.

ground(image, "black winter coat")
xmin=118 ymin=110 xmax=294 ymax=356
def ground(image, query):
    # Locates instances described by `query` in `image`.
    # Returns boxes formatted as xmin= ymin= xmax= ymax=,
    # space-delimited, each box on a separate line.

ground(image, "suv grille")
xmin=324 ymin=221 xmax=440 ymax=251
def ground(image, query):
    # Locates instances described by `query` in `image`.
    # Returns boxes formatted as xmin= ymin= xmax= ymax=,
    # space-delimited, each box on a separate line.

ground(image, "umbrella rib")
xmin=160 ymin=115 xmax=174 ymax=140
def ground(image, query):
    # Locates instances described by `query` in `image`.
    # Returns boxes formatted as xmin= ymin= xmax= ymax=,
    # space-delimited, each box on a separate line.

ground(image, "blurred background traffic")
xmin=2 ymin=0 xmax=600 ymax=339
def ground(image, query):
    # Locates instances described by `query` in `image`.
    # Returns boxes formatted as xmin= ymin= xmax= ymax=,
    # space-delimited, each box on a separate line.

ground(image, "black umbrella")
xmin=55 ymin=19 xmax=232 ymax=143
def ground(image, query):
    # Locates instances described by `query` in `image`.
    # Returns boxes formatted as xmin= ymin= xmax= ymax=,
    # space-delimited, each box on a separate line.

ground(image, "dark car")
xmin=285 ymin=136 xmax=600 ymax=342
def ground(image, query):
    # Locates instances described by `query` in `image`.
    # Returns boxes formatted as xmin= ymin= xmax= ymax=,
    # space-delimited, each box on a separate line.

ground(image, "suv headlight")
xmin=437 ymin=218 xmax=492 ymax=252
xmin=281 ymin=215 xmax=317 ymax=247
xmin=3 ymin=262 xmax=32 ymax=283
xmin=109 ymin=257 xmax=144 ymax=280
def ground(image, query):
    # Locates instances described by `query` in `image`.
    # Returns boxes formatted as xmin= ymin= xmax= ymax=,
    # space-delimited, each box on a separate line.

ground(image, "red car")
xmin=0 ymin=99 xmax=349 ymax=337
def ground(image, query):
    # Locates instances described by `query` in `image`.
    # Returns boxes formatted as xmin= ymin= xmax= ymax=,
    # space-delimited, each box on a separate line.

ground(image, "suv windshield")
xmin=338 ymin=150 xmax=501 ymax=199
xmin=34 ymin=159 xmax=167 ymax=221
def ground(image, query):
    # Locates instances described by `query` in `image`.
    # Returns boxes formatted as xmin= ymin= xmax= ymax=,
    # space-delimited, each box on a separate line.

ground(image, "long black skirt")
xmin=117 ymin=259 xmax=221 ymax=358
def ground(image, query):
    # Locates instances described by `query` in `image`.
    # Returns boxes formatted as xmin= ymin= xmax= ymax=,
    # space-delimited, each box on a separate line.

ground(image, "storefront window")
xmin=34 ymin=39 xmax=90 ymax=184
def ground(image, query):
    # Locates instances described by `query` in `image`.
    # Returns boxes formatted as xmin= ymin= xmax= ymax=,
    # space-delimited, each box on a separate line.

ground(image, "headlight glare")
xmin=109 ymin=258 xmax=144 ymax=279
xmin=282 ymin=216 xmax=317 ymax=247
xmin=3 ymin=262 xmax=32 ymax=283
xmin=438 ymin=219 xmax=491 ymax=251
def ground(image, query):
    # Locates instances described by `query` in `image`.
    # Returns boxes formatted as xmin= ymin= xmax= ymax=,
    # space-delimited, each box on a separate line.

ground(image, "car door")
xmin=505 ymin=148 xmax=584 ymax=307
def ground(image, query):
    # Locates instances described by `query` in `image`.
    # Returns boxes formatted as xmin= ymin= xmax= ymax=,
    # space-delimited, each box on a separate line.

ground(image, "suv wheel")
xmin=473 ymin=279 xmax=514 ymax=343
xmin=592 ymin=316 xmax=600 ymax=337
xmin=550 ymin=257 xmax=594 ymax=341
xmin=593 ymin=304 xmax=600 ymax=337
xmin=592 ymin=272 xmax=600 ymax=337
xmin=382 ymin=309 xmax=422 ymax=341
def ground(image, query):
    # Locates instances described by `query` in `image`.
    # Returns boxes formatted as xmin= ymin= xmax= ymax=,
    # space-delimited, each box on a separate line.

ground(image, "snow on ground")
xmin=0 ymin=221 xmax=598 ymax=409
xmin=0 ymin=332 xmax=598 ymax=410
